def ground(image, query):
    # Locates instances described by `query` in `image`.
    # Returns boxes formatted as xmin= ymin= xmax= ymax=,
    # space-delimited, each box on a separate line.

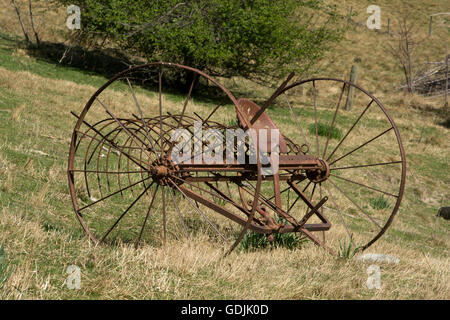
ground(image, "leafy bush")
xmin=53 ymin=0 xmax=343 ymax=85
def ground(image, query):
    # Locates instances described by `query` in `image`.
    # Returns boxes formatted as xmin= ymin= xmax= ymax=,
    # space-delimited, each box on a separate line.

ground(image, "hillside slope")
xmin=0 ymin=0 xmax=448 ymax=299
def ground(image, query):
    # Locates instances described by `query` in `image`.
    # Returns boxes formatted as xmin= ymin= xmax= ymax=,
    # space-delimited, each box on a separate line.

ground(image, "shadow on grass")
xmin=21 ymin=39 xmax=236 ymax=107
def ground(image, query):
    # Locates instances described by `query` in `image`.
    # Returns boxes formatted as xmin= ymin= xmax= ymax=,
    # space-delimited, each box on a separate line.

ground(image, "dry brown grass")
xmin=1 ymin=203 xmax=448 ymax=299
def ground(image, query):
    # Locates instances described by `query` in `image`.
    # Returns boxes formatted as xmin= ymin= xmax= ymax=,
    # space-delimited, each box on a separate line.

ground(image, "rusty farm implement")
xmin=68 ymin=62 xmax=406 ymax=256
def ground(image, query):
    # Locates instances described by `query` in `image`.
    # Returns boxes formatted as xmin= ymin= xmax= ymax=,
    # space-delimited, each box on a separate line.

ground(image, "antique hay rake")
xmin=68 ymin=62 xmax=406 ymax=256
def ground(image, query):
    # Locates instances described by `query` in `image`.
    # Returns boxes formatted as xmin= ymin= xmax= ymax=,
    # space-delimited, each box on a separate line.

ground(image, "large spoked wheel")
xmin=67 ymin=62 xmax=263 ymax=251
xmin=253 ymin=78 xmax=406 ymax=252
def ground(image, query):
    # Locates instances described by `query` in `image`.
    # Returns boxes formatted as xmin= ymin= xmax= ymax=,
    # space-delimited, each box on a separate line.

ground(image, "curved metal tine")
xmin=168 ymin=178 xmax=227 ymax=242
xmin=100 ymin=182 xmax=153 ymax=244
xmin=167 ymin=185 xmax=190 ymax=239
xmin=177 ymin=73 xmax=197 ymax=129
xmin=99 ymin=125 xmax=129 ymax=195
xmin=127 ymin=136 xmax=137 ymax=197
xmin=126 ymin=78 xmax=158 ymax=162
xmin=95 ymin=98 xmax=154 ymax=162
xmin=75 ymin=122 xmax=147 ymax=172
xmin=78 ymin=176 xmax=152 ymax=212
xmin=330 ymin=174 xmax=399 ymax=198
xmin=172 ymin=100 xmax=226 ymax=161
xmin=135 ymin=185 xmax=159 ymax=249
xmin=313 ymin=80 xmax=320 ymax=158
xmin=326 ymin=99 xmax=373 ymax=162
xmin=327 ymin=179 xmax=382 ymax=230
xmin=130 ymin=114 xmax=166 ymax=150
xmin=329 ymin=127 xmax=394 ymax=166
xmin=330 ymin=160 xmax=403 ymax=171
xmin=323 ymin=182 xmax=354 ymax=244
xmin=322 ymin=82 xmax=346 ymax=159
xmin=85 ymin=120 xmax=119 ymax=165
xmin=285 ymin=94 xmax=313 ymax=156
xmin=96 ymin=136 xmax=105 ymax=198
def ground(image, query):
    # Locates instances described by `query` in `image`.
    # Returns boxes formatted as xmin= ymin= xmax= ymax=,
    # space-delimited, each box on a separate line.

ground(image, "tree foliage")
xmin=54 ymin=0 xmax=343 ymax=85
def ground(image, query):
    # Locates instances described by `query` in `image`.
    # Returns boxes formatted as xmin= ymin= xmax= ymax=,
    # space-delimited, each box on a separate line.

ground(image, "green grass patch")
xmin=239 ymin=231 xmax=305 ymax=252
xmin=369 ymin=196 xmax=390 ymax=210
xmin=307 ymin=122 xmax=342 ymax=140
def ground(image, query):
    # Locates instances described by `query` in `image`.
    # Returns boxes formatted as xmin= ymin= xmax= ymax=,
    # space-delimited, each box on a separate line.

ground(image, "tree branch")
xmin=28 ymin=0 xmax=40 ymax=47
xmin=10 ymin=0 xmax=30 ymax=44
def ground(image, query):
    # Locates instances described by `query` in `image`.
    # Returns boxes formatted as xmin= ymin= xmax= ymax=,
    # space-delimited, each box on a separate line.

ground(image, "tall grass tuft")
xmin=337 ymin=235 xmax=362 ymax=260
xmin=239 ymin=231 xmax=305 ymax=252
xmin=369 ymin=196 xmax=390 ymax=210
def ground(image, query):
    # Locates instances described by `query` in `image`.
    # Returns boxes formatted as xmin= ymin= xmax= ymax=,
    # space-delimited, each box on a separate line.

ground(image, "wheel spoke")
xmin=96 ymin=98 xmax=154 ymax=162
xmin=70 ymin=169 xmax=148 ymax=174
xmin=126 ymin=78 xmax=158 ymax=161
xmin=135 ymin=185 xmax=159 ymax=248
xmin=322 ymin=82 xmax=346 ymax=159
xmin=330 ymin=160 xmax=402 ymax=171
xmin=176 ymin=73 xmax=197 ymax=129
xmin=328 ymin=179 xmax=382 ymax=230
xmin=326 ymin=99 xmax=373 ymax=162
xmin=323 ymin=182 xmax=354 ymax=243
xmin=286 ymin=97 xmax=312 ymax=156
xmin=313 ymin=80 xmax=320 ymax=158
xmin=167 ymin=186 xmax=190 ymax=239
xmin=162 ymin=185 xmax=166 ymax=245
xmin=100 ymin=182 xmax=153 ymax=243
xmin=158 ymin=67 xmax=164 ymax=159
xmin=74 ymin=116 xmax=148 ymax=172
xmin=78 ymin=177 xmax=152 ymax=212
xmin=330 ymin=174 xmax=398 ymax=198
xmin=329 ymin=127 xmax=394 ymax=166
xmin=319 ymin=183 xmax=325 ymax=243
xmin=168 ymin=179 xmax=227 ymax=242
xmin=204 ymin=101 xmax=225 ymax=123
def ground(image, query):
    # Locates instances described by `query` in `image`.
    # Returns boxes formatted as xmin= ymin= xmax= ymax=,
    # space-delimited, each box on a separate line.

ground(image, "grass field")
xmin=0 ymin=0 xmax=449 ymax=300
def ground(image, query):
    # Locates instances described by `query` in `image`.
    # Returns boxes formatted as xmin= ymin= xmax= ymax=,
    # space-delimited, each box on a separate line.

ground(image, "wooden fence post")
xmin=345 ymin=65 xmax=358 ymax=111
xmin=429 ymin=15 xmax=433 ymax=36
xmin=445 ymin=45 xmax=448 ymax=108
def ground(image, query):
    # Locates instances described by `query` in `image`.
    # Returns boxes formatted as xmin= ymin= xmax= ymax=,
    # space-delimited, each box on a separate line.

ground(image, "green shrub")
xmin=53 ymin=0 xmax=343 ymax=86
